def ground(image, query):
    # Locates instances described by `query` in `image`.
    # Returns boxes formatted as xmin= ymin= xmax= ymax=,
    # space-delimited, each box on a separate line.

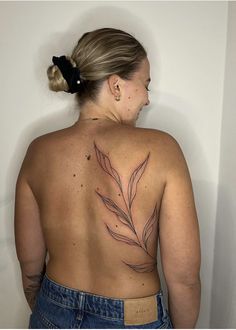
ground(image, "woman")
xmin=14 ymin=27 xmax=201 ymax=329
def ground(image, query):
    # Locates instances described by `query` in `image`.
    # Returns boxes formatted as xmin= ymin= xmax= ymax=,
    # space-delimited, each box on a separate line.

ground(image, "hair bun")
xmin=47 ymin=60 xmax=70 ymax=93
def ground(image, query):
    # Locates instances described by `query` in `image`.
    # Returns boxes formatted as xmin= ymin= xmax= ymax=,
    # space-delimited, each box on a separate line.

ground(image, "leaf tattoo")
xmin=106 ymin=224 xmax=140 ymax=247
xmin=24 ymin=264 xmax=46 ymax=310
xmin=128 ymin=152 xmax=150 ymax=209
xmin=122 ymin=260 xmax=157 ymax=273
xmin=94 ymin=142 xmax=122 ymax=190
xmin=94 ymin=141 xmax=158 ymax=273
xmin=95 ymin=190 xmax=134 ymax=230
xmin=142 ymin=204 xmax=158 ymax=250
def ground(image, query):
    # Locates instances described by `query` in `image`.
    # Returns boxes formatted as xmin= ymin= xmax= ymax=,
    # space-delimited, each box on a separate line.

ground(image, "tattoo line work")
xmin=24 ymin=264 xmax=46 ymax=310
xmin=94 ymin=142 xmax=158 ymax=273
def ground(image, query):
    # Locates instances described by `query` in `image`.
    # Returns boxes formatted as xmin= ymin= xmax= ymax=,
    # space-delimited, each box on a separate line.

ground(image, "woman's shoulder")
xmin=133 ymin=126 xmax=181 ymax=149
xmin=27 ymin=126 xmax=73 ymax=154
xmin=133 ymin=127 xmax=187 ymax=172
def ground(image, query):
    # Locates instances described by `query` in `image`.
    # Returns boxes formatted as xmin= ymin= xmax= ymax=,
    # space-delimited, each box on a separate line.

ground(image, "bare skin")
xmin=15 ymin=57 xmax=200 ymax=326
xmin=27 ymin=121 xmax=166 ymax=298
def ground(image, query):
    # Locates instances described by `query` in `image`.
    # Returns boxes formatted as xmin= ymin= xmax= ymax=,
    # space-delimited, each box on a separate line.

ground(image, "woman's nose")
xmin=145 ymin=99 xmax=150 ymax=106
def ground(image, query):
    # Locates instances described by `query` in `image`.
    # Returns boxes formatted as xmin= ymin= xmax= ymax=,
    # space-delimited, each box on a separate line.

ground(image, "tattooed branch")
xmin=94 ymin=142 xmax=158 ymax=273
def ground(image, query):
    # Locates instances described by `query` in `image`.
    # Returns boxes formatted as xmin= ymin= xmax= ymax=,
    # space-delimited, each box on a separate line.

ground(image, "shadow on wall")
xmin=3 ymin=3 xmax=214 ymax=328
xmin=33 ymin=4 xmax=161 ymax=106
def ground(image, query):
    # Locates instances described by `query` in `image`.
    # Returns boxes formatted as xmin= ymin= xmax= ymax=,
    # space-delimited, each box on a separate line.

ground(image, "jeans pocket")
xmin=34 ymin=292 xmax=78 ymax=328
xmin=35 ymin=311 xmax=58 ymax=328
xmin=79 ymin=312 xmax=123 ymax=329
xmin=29 ymin=309 xmax=59 ymax=329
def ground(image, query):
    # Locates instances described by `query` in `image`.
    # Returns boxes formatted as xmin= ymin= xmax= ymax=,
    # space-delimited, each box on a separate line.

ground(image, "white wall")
xmin=0 ymin=1 xmax=230 ymax=328
xmin=210 ymin=2 xmax=236 ymax=328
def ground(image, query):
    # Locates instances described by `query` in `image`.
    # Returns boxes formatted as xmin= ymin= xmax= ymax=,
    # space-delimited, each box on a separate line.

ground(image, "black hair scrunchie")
xmin=52 ymin=55 xmax=82 ymax=94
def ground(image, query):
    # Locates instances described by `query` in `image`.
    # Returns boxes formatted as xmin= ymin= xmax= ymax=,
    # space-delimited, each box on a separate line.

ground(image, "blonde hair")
xmin=47 ymin=27 xmax=147 ymax=108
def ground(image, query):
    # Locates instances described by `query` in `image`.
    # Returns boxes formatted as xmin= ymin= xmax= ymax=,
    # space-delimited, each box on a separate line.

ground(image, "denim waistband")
xmin=40 ymin=273 xmax=165 ymax=321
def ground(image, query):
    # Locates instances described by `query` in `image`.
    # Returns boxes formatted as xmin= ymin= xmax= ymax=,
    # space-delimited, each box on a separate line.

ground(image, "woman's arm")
xmin=14 ymin=140 xmax=47 ymax=311
xmin=159 ymin=134 xmax=201 ymax=328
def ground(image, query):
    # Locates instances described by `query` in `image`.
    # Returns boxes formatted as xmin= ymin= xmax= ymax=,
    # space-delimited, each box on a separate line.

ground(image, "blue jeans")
xmin=29 ymin=273 xmax=173 ymax=329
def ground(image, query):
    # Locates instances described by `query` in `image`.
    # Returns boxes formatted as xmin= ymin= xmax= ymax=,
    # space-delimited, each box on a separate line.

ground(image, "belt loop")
xmin=159 ymin=293 xmax=167 ymax=319
xmin=76 ymin=292 xmax=85 ymax=320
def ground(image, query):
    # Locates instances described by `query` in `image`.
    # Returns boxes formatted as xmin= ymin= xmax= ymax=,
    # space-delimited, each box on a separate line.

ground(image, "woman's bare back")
xmin=28 ymin=120 xmax=169 ymax=299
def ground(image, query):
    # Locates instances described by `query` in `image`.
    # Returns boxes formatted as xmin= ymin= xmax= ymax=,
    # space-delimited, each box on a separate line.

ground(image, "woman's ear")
xmin=107 ymin=75 xmax=121 ymax=98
